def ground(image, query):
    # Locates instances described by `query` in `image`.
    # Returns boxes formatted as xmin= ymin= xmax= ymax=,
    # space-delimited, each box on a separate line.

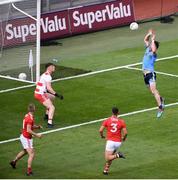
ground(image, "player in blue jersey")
xmin=142 ymin=29 xmax=165 ymax=118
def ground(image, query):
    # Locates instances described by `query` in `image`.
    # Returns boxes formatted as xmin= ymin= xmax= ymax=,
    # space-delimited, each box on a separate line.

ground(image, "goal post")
xmin=0 ymin=0 xmax=25 ymax=5
xmin=0 ymin=0 xmax=41 ymax=83
xmin=36 ymin=0 xmax=41 ymax=82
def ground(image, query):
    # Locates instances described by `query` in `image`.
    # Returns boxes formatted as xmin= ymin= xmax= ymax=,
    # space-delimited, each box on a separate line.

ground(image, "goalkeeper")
xmin=34 ymin=63 xmax=63 ymax=128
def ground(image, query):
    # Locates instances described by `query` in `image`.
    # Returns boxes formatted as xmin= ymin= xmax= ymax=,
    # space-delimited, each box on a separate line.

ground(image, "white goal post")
xmin=0 ymin=0 xmax=25 ymax=5
xmin=0 ymin=0 xmax=41 ymax=82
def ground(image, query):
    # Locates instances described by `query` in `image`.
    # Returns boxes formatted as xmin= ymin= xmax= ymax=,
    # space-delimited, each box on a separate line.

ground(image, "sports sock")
xmin=160 ymin=96 xmax=163 ymax=102
xmin=27 ymin=167 xmax=32 ymax=173
xmin=104 ymin=161 xmax=112 ymax=172
xmin=48 ymin=119 xmax=52 ymax=124
xmin=159 ymin=105 xmax=163 ymax=110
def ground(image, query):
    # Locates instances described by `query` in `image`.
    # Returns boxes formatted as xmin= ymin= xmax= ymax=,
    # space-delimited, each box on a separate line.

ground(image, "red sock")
xmin=27 ymin=167 xmax=32 ymax=173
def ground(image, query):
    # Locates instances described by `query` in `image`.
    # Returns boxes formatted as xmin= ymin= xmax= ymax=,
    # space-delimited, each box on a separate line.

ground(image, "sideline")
xmin=0 ymin=102 xmax=178 ymax=145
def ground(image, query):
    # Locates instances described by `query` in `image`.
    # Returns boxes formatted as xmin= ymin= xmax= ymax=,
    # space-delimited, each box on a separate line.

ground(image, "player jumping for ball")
xmin=142 ymin=29 xmax=165 ymax=118
xmin=99 ymin=107 xmax=127 ymax=175
xmin=34 ymin=63 xmax=63 ymax=128
xmin=10 ymin=104 xmax=42 ymax=176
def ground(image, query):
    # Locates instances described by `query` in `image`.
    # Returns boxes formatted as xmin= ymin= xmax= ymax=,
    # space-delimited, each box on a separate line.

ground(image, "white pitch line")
xmin=0 ymin=101 xmax=178 ymax=145
xmin=1 ymin=55 xmax=178 ymax=93
xmin=0 ymin=54 xmax=178 ymax=94
xmin=126 ymin=67 xmax=178 ymax=78
xmin=0 ymin=84 xmax=35 ymax=93
xmin=0 ymin=75 xmax=34 ymax=84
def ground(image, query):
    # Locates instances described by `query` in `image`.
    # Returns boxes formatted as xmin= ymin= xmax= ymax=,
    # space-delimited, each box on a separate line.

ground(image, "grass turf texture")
xmin=1 ymin=67 xmax=178 ymax=141
xmin=0 ymin=64 xmax=90 ymax=82
xmin=0 ymin=106 xmax=178 ymax=179
xmin=1 ymin=16 xmax=178 ymax=74
xmin=0 ymin=77 xmax=29 ymax=91
xmin=0 ymin=17 xmax=178 ymax=178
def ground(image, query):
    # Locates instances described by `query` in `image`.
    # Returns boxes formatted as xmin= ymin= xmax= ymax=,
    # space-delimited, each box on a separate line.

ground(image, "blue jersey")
xmin=142 ymin=46 xmax=157 ymax=72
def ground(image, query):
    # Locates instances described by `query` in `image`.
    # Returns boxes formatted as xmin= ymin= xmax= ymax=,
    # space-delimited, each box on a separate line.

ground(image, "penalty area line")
xmin=0 ymin=54 xmax=178 ymax=94
xmin=125 ymin=67 xmax=178 ymax=78
xmin=0 ymin=102 xmax=178 ymax=145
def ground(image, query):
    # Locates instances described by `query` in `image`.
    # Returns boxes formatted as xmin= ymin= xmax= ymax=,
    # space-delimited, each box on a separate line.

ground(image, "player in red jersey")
xmin=10 ymin=104 xmax=42 ymax=176
xmin=34 ymin=63 xmax=63 ymax=128
xmin=99 ymin=107 xmax=128 ymax=175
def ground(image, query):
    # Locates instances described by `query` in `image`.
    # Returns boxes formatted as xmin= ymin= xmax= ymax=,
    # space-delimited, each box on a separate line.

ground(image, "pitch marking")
xmin=0 ymin=102 xmax=178 ymax=145
xmin=0 ymin=54 xmax=178 ymax=94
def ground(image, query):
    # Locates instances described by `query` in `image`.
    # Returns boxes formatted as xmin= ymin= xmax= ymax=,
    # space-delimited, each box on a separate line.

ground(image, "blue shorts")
xmin=143 ymin=72 xmax=156 ymax=85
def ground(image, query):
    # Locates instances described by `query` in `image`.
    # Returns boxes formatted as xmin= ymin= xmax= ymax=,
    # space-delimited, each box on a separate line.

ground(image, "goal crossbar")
xmin=0 ymin=0 xmax=41 ymax=82
xmin=12 ymin=3 xmax=37 ymax=21
xmin=0 ymin=0 xmax=25 ymax=5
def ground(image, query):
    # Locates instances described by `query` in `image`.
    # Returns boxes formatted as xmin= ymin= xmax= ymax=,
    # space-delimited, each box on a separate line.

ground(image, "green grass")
xmin=0 ymin=77 xmax=29 ymax=90
xmin=0 ymin=64 xmax=90 ymax=82
xmin=0 ymin=17 xmax=178 ymax=178
xmin=1 ymin=16 xmax=178 ymax=73
xmin=155 ymin=58 xmax=178 ymax=75
xmin=0 ymin=107 xmax=178 ymax=178
xmin=1 ymin=68 xmax=178 ymax=141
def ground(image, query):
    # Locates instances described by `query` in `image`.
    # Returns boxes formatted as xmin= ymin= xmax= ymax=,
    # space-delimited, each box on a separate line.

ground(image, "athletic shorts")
xmin=143 ymin=72 xmax=156 ymax=85
xmin=34 ymin=93 xmax=49 ymax=104
xmin=105 ymin=140 xmax=122 ymax=152
xmin=20 ymin=134 xmax=33 ymax=149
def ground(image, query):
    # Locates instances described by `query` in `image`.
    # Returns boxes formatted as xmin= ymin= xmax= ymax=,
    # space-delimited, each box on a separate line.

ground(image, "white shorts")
xmin=105 ymin=140 xmax=122 ymax=152
xmin=20 ymin=134 xmax=33 ymax=149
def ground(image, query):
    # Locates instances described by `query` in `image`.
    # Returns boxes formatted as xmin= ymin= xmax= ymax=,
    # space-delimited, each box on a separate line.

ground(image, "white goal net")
xmin=0 ymin=0 xmax=41 ymax=82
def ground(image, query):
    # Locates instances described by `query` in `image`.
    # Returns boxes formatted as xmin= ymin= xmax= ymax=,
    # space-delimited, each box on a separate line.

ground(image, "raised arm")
xmin=150 ymin=30 xmax=157 ymax=53
xmin=144 ymin=29 xmax=153 ymax=47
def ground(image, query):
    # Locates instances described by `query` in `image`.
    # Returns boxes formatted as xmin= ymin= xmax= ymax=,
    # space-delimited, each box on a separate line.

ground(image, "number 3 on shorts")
xmin=110 ymin=123 xmax=118 ymax=132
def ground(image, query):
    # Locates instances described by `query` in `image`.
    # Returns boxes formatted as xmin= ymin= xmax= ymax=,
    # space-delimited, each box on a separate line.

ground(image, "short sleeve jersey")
xmin=142 ymin=46 xmax=157 ymax=72
xmin=22 ymin=113 xmax=34 ymax=139
xmin=102 ymin=116 xmax=126 ymax=142
xmin=35 ymin=71 xmax=52 ymax=95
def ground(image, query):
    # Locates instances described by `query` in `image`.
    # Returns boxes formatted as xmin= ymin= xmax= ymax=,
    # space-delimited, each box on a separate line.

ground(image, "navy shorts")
xmin=143 ymin=72 xmax=156 ymax=85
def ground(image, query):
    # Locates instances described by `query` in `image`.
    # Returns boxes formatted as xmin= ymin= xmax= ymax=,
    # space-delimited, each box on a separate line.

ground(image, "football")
xmin=130 ymin=22 xmax=139 ymax=30
xmin=18 ymin=73 xmax=27 ymax=80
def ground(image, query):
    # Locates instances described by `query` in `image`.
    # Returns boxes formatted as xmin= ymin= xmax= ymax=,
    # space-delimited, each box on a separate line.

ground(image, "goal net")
xmin=0 ymin=0 xmax=41 ymax=83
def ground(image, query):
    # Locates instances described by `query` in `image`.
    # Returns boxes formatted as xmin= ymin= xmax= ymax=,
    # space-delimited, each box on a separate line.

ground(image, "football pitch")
xmin=0 ymin=17 xmax=178 ymax=178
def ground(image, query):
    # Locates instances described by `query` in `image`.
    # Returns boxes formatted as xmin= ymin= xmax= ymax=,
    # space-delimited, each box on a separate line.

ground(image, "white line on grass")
xmin=0 ymin=102 xmax=178 ymax=145
xmin=0 ymin=54 xmax=178 ymax=94
xmin=0 ymin=84 xmax=35 ymax=93
xmin=0 ymin=75 xmax=34 ymax=84
xmin=125 ymin=67 xmax=178 ymax=78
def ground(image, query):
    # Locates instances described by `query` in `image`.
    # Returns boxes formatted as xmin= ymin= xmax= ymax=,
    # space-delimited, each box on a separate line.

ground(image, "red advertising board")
xmin=69 ymin=0 xmax=135 ymax=34
xmin=2 ymin=10 xmax=70 ymax=47
xmin=40 ymin=10 xmax=70 ymax=40
xmin=1 ymin=0 xmax=135 ymax=47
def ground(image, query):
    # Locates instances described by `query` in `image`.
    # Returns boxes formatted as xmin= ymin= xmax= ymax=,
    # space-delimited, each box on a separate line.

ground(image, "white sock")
xmin=48 ymin=119 xmax=52 ymax=124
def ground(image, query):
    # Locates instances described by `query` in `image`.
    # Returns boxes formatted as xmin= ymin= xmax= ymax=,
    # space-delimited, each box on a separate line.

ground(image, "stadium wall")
xmin=133 ymin=0 xmax=178 ymax=21
xmin=1 ymin=0 xmax=178 ymax=47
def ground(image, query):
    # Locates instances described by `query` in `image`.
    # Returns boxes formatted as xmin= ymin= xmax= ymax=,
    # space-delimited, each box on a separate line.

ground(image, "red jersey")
xmin=102 ymin=115 xmax=126 ymax=142
xmin=22 ymin=113 xmax=34 ymax=139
